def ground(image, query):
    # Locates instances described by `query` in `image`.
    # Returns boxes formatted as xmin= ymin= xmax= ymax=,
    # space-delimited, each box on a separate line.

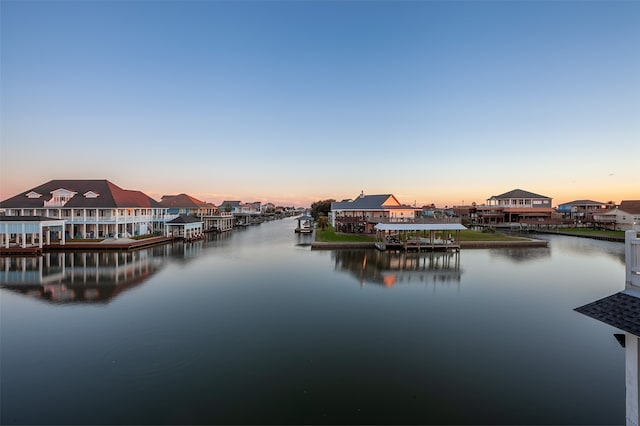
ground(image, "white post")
xmin=38 ymin=223 xmax=43 ymax=248
xmin=626 ymin=230 xmax=640 ymax=289
xmin=627 ymin=333 xmax=639 ymax=426
xmin=21 ymin=223 xmax=26 ymax=248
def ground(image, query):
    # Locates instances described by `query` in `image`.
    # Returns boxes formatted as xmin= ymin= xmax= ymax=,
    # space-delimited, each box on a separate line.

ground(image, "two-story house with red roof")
xmin=0 ymin=179 xmax=165 ymax=239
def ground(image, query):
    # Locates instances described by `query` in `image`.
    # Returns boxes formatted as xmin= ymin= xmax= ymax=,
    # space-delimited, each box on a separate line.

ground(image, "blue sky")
xmin=1 ymin=0 xmax=638 ymax=207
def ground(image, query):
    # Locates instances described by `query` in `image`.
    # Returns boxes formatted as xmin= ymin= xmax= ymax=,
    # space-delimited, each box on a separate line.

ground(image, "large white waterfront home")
xmin=0 ymin=179 xmax=165 ymax=239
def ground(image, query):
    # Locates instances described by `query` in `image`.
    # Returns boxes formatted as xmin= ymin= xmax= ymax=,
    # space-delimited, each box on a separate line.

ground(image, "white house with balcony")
xmin=593 ymin=201 xmax=640 ymax=231
xmin=476 ymin=188 xmax=556 ymax=224
xmin=0 ymin=179 xmax=166 ymax=239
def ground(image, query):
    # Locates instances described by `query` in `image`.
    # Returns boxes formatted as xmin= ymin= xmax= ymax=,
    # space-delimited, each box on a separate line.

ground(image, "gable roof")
xmin=619 ymin=200 xmax=640 ymax=215
xmin=490 ymin=189 xmax=550 ymax=200
xmin=0 ymin=179 xmax=161 ymax=209
xmin=331 ymin=194 xmax=411 ymax=211
xmin=166 ymin=214 xmax=203 ymax=224
xmin=159 ymin=194 xmax=210 ymax=209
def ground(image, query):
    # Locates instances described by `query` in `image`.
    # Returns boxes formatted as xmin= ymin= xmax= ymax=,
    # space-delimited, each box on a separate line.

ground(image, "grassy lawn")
xmin=315 ymin=226 xmax=528 ymax=242
xmin=315 ymin=226 xmax=375 ymax=242
xmin=553 ymin=228 xmax=625 ymax=238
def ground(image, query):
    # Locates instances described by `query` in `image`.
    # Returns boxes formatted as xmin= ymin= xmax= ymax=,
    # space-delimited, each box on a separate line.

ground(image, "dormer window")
xmin=84 ymin=191 xmax=100 ymax=198
xmin=26 ymin=191 xmax=42 ymax=199
xmin=44 ymin=188 xmax=78 ymax=207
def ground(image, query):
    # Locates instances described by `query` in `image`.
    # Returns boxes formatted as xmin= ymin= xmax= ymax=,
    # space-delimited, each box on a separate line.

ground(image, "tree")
xmin=310 ymin=199 xmax=335 ymax=220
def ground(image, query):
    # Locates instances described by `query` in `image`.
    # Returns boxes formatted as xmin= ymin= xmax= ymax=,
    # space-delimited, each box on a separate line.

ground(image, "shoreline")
xmin=311 ymin=239 xmax=548 ymax=250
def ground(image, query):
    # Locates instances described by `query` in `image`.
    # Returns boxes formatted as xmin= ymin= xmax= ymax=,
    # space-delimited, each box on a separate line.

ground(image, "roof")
xmin=0 ymin=215 xmax=62 ymax=222
xmin=375 ymin=223 xmax=467 ymax=231
xmin=297 ymin=214 xmax=314 ymax=221
xmin=558 ymin=200 xmax=605 ymax=207
xmin=489 ymin=189 xmax=550 ymax=200
xmin=160 ymin=194 xmax=211 ymax=209
xmin=619 ymin=200 xmax=640 ymax=215
xmin=575 ymin=291 xmax=640 ymax=336
xmin=219 ymin=201 xmax=242 ymax=208
xmin=331 ymin=194 xmax=416 ymax=211
xmin=166 ymin=214 xmax=203 ymax=224
xmin=0 ymin=180 xmax=161 ymax=209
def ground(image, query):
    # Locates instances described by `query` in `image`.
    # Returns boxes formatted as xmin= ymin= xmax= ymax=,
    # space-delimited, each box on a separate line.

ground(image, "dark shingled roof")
xmin=0 ymin=180 xmax=161 ymax=209
xmin=575 ymin=292 xmax=640 ymax=336
xmin=166 ymin=214 xmax=203 ymax=224
xmin=332 ymin=194 xmax=396 ymax=210
xmin=490 ymin=189 xmax=550 ymax=200
xmin=558 ymin=200 xmax=605 ymax=207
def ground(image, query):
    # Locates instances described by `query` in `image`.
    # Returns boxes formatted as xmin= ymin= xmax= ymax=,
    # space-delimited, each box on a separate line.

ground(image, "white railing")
xmin=626 ymin=230 xmax=640 ymax=288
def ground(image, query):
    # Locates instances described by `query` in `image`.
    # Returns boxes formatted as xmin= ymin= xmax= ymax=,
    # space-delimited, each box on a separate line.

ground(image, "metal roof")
xmin=375 ymin=223 xmax=467 ymax=231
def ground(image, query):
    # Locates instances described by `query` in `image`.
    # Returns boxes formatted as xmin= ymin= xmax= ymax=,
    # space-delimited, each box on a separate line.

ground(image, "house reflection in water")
xmin=332 ymin=249 xmax=461 ymax=288
xmin=0 ymin=249 xmax=166 ymax=304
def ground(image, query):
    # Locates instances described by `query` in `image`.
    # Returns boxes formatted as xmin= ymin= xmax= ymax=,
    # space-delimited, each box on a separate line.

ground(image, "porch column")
xmin=46 ymin=229 xmax=51 ymax=245
xmin=21 ymin=223 xmax=26 ymax=248
xmin=627 ymin=333 xmax=639 ymax=426
xmin=61 ymin=226 xmax=66 ymax=245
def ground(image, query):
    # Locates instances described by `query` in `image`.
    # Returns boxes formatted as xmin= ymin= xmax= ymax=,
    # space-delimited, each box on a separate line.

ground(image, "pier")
xmin=374 ymin=223 xmax=467 ymax=252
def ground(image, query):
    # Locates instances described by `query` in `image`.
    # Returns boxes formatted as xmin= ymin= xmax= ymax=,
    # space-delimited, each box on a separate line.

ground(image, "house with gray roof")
xmin=330 ymin=193 xmax=421 ymax=233
xmin=557 ymin=200 xmax=610 ymax=224
xmin=476 ymin=189 xmax=556 ymax=224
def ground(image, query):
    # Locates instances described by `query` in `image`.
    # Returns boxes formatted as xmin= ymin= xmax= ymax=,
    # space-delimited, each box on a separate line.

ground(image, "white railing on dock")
xmin=626 ymin=230 xmax=640 ymax=289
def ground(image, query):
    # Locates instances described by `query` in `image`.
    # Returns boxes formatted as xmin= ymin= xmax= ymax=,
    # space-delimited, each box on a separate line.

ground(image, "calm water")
xmin=0 ymin=218 xmax=627 ymax=424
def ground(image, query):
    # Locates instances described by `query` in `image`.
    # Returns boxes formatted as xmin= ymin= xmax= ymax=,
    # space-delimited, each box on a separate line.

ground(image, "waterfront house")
xmin=475 ymin=189 xmax=556 ymax=225
xmin=0 ymin=179 xmax=165 ymax=239
xmin=219 ymin=200 xmax=261 ymax=226
xmin=576 ymin=230 xmax=640 ymax=426
xmin=330 ymin=193 xmax=421 ymax=233
xmin=593 ymin=201 xmax=640 ymax=231
xmin=557 ymin=200 xmax=609 ymax=224
xmin=159 ymin=194 xmax=233 ymax=232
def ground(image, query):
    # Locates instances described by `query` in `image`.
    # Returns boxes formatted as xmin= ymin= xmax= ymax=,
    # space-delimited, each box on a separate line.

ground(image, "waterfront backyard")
xmin=0 ymin=217 xmax=627 ymax=424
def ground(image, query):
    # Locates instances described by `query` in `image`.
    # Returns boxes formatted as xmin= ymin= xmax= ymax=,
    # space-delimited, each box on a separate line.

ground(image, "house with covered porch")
xmin=0 ymin=179 xmax=165 ymax=239
xmin=475 ymin=189 xmax=557 ymax=225
xmin=159 ymin=194 xmax=233 ymax=232
xmin=330 ymin=193 xmax=421 ymax=234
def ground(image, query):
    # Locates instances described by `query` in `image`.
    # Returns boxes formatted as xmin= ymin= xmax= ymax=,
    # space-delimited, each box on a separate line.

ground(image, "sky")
xmin=1 ymin=0 xmax=638 ymax=208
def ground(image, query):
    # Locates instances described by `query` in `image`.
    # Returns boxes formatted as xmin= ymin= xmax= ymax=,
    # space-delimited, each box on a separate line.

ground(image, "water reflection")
xmin=0 ymin=249 xmax=166 ymax=304
xmin=488 ymin=246 xmax=551 ymax=263
xmin=332 ymin=249 xmax=461 ymax=288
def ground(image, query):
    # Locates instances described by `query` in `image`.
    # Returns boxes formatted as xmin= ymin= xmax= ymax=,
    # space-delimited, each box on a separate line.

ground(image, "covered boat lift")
xmin=374 ymin=223 xmax=467 ymax=252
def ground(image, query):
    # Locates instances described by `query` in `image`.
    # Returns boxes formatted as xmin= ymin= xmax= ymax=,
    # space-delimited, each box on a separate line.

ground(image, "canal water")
xmin=0 ymin=218 xmax=627 ymax=424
